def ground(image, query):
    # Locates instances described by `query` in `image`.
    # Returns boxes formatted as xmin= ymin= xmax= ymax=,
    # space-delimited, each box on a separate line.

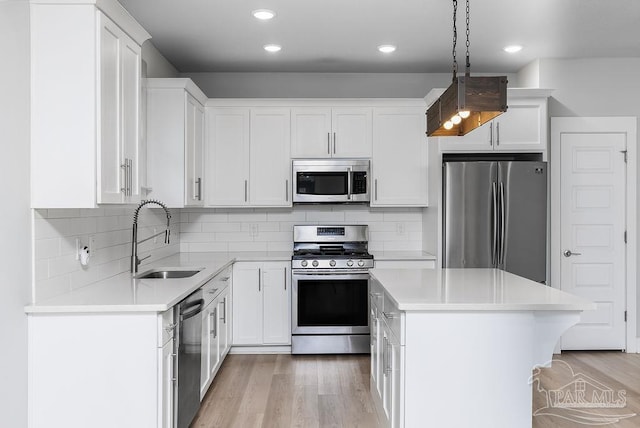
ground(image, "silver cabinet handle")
xmin=383 ymin=311 xmax=395 ymax=319
xmin=121 ymin=161 xmax=127 ymax=194
xmin=196 ymin=177 xmax=202 ymax=201
xmin=244 ymin=180 xmax=248 ymax=202
xmin=496 ymin=122 xmax=500 ymax=146
xmin=563 ymin=250 xmax=582 ymax=257
xmin=221 ymin=297 xmax=226 ymax=323
xmin=258 ymin=268 xmax=261 ymax=291
xmin=333 ymin=132 xmax=336 ymax=154
xmin=489 ymin=122 xmax=494 ymax=146
xmin=374 ymin=179 xmax=378 ymax=201
xmin=285 ymin=179 xmax=289 ymax=202
xmin=370 ymin=292 xmax=381 ymax=298
xmin=129 ymin=159 xmax=133 ymax=196
xmin=347 ymin=167 xmax=352 ymax=201
xmin=385 ymin=341 xmax=392 ymax=375
xmin=327 ymin=133 xmax=331 ymax=154
xmin=283 ymin=267 xmax=287 ymax=290
xmin=210 ymin=308 xmax=217 ymax=338
xmin=383 ymin=336 xmax=388 ymax=377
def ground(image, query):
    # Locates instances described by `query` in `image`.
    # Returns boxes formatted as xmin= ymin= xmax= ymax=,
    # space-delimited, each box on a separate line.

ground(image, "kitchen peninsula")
xmin=369 ymin=268 xmax=595 ymax=428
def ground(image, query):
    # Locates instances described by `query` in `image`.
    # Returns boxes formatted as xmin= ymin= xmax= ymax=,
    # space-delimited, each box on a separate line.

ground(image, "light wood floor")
xmin=192 ymin=351 xmax=640 ymax=428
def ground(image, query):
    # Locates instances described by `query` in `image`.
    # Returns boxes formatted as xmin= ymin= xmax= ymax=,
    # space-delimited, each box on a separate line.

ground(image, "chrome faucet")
xmin=131 ymin=199 xmax=171 ymax=274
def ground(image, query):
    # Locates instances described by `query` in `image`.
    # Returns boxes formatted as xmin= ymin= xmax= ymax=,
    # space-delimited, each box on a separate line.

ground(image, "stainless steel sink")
xmin=136 ymin=269 xmax=203 ymax=279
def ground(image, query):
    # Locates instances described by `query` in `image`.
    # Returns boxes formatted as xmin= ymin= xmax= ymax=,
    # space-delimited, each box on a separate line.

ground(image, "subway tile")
xmin=215 ymin=231 xmax=253 ymax=242
xmin=382 ymin=211 xmax=423 ymax=222
xmin=47 ymin=208 xmax=81 ymax=219
xmin=344 ymin=209 xmax=385 ymax=223
xmin=253 ymin=231 xmax=292 ymax=242
xmin=70 ymin=267 xmax=100 ymax=290
xmin=34 ymin=238 xmax=60 ymax=260
xmin=180 ymin=222 xmax=202 ymax=233
xmin=267 ymin=210 xmax=305 ymax=222
xmin=229 ymin=242 xmax=268 ymax=252
xmin=80 ymin=208 xmax=105 ymax=217
xmin=180 ymin=232 xmax=216 ymax=243
xmin=34 ymin=209 xmax=47 ymax=219
xmin=202 ymin=222 xmax=242 ymax=233
xmin=48 ymin=254 xmax=81 ymax=278
xmin=305 ymin=210 xmax=346 ymax=222
xmin=35 ymin=276 xmax=71 ymax=301
xmin=97 ymin=259 xmax=124 ymax=280
xmin=383 ymin=241 xmax=422 ymax=251
xmin=96 ymin=215 xmax=121 ymax=233
xmin=227 ymin=212 xmax=268 ymax=222
xmin=267 ymin=241 xmax=292 ymax=252
xmin=34 ymin=259 xmax=49 ymax=281
xmin=189 ymin=212 xmax=228 ymax=223
xmin=241 ymin=222 xmax=280 ymax=233
xmin=185 ymin=242 xmax=229 ymax=252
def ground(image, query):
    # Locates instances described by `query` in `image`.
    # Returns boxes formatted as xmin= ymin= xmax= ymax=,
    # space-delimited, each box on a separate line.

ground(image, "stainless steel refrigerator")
xmin=443 ymin=160 xmax=547 ymax=283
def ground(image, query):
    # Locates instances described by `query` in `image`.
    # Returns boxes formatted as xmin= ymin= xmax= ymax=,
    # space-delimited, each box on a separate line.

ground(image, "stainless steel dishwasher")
xmin=174 ymin=289 xmax=205 ymax=428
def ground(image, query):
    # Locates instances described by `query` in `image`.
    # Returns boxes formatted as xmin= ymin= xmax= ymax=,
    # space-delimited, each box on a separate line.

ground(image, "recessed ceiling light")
xmin=264 ymin=44 xmax=282 ymax=53
xmin=503 ymin=45 xmax=523 ymax=54
xmin=252 ymin=9 xmax=276 ymax=20
xmin=378 ymin=45 xmax=397 ymax=54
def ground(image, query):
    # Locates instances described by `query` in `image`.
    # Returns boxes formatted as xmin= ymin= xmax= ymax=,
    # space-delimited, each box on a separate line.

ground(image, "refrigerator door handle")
xmin=492 ymin=182 xmax=498 ymax=267
xmin=499 ymin=182 xmax=506 ymax=265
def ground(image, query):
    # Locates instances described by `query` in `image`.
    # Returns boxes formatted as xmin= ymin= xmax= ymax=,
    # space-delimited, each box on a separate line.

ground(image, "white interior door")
xmin=555 ymin=118 xmax=629 ymax=350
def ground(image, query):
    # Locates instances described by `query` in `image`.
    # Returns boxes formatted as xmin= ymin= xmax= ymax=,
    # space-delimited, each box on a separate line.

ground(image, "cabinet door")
xmin=262 ymin=264 xmax=291 ymax=345
xmin=206 ymin=108 xmax=250 ymax=206
xmin=120 ymin=34 xmax=142 ymax=203
xmin=372 ymin=108 xmax=428 ymax=207
xmin=232 ymin=263 xmax=263 ymax=345
xmin=249 ymin=108 xmax=292 ymax=206
xmin=200 ymin=303 xmax=212 ymax=398
xmin=494 ymin=98 xmax=546 ymax=152
xmin=382 ymin=328 xmax=392 ymax=423
xmin=437 ymin=121 xmax=494 ymax=152
xmin=217 ymin=288 xmax=230 ymax=360
xmin=208 ymin=304 xmax=220 ymax=379
xmin=370 ymin=299 xmax=381 ymax=398
xmin=97 ymin=15 xmax=124 ymax=204
xmin=332 ymin=108 xmax=372 ymax=158
xmin=186 ymin=95 xmax=204 ymax=206
xmin=291 ymin=108 xmax=332 ymax=158
xmin=160 ymin=340 xmax=174 ymax=428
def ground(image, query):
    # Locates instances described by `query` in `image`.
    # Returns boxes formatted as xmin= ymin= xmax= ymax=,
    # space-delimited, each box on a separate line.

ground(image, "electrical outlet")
xmin=250 ymin=224 xmax=259 ymax=238
xmin=396 ymin=223 xmax=405 ymax=235
xmin=88 ymin=235 xmax=96 ymax=253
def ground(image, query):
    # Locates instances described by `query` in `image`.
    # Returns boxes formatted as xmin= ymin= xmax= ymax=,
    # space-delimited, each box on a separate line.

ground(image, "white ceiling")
xmin=119 ymin=0 xmax=640 ymax=73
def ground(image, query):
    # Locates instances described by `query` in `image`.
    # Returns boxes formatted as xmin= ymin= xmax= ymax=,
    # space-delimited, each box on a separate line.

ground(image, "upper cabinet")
xmin=291 ymin=107 xmax=372 ymax=158
xmin=30 ymin=0 xmax=150 ymax=208
xmin=205 ymin=107 xmax=292 ymax=207
xmin=435 ymin=89 xmax=552 ymax=154
xmin=371 ymin=108 xmax=428 ymax=207
xmin=146 ymin=78 xmax=208 ymax=208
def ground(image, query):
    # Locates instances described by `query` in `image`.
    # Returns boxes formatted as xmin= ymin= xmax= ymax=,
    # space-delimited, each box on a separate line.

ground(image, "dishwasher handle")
xmin=180 ymin=299 xmax=205 ymax=320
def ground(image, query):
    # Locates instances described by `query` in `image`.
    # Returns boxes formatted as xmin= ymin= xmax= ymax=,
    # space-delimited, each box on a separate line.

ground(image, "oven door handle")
xmin=292 ymin=271 xmax=370 ymax=277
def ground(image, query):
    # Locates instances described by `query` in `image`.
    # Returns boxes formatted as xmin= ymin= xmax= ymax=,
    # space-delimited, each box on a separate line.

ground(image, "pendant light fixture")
xmin=426 ymin=0 xmax=508 ymax=137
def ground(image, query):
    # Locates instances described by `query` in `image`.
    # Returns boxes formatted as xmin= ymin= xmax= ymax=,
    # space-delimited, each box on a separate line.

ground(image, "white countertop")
xmin=25 ymin=251 xmax=291 ymax=314
xmin=371 ymin=250 xmax=436 ymax=261
xmin=370 ymin=268 xmax=595 ymax=311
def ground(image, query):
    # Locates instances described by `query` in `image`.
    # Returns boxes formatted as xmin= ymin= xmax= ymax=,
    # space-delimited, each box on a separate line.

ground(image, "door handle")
xmin=327 ymin=133 xmax=331 ymax=154
xmin=499 ymin=182 xmax=506 ymax=265
xmin=563 ymin=250 xmax=582 ymax=257
xmin=492 ymin=182 xmax=498 ymax=267
xmin=333 ymin=132 xmax=336 ymax=154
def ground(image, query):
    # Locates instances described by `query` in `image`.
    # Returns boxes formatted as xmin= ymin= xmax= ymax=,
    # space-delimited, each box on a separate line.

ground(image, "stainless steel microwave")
xmin=292 ymin=159 xmax=370 ymax=204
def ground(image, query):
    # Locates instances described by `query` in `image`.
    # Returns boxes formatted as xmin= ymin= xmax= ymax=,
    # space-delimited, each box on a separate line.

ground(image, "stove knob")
xmin=358 ymin=260 xmax=365 ymax=267
xmin=346 ymin=260 xmax=354 ymax=267
xmin=312 ymin=260 xmax=319 ymax=267
xmin=301 ymin=260 xmax=308 ymax=267
xmin=329 ymin=260 xmax=336 ymax=267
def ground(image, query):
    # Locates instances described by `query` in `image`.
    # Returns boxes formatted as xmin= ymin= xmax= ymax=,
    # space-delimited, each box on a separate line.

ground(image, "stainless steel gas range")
xmin=291 ymin=225 xmax=373 ymax=354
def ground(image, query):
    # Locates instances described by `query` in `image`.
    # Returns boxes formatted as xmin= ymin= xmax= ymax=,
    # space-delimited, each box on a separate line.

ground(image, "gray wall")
xmin=535 ymin=57 xmax=640 ymax=336
xmin=0 ymin=1 xmax=31 ymax=426
xmin=142 ymin=41 xmax=179 ymax=78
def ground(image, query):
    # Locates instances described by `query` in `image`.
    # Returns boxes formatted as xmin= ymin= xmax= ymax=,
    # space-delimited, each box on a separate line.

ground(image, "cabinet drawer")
xmin=382 ymin=293 xmax=404 ymax=345
xmin=202 ymin=266 xmax=232 ymax=300
xmin=158 ymin=309 xmax=175 ymax=347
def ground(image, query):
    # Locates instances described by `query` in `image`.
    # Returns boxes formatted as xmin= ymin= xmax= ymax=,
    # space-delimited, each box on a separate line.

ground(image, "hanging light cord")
xmin=451 ymin=0 xmax=458 ymax=81
xmin=465 ymin=0 xmax=471 ymax=76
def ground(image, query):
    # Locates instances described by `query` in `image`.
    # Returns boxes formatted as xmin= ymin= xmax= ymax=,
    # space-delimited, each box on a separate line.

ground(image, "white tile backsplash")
xmin=33 ymin=208 xmax=180 ymax=301
xmin=180 ymin=206 xmax=424 ymax=254
xmin=36 ymin=204 xmax=425 ymax=300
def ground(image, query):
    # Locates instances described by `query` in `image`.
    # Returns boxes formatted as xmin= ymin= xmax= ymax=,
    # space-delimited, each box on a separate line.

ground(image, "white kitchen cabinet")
xmin=232 ymin=262 xmax=291 ymax=346
xmin=147 ymin=78 xmax=208 ymax=207
xmin=28 ymin=311 xmax=174 ymax=428
xmin=291 ymin=107 xmax=372 ymax=158
xmin=206 ymin=108 xmax=291 ymax=207
xmin=30 ymin=1 xmax=150 ymax=208
xmin=200 ymin=268 xmax=232 ymax=398
xmin=370 ymin=280 xmax=405 ymax=428
xmin=371 ymin=107 xmax=428 ymax=207
xmin=437 ymin=95 xmax=549 ymax=153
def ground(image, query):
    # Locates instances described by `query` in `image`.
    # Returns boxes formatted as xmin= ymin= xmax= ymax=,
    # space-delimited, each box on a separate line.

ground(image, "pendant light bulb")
xmin=451 ymin=114 xmax=462 ymax=125
xmin=459 ymin=110 xmax=470 ymax=119
xmin=443 ymin=120 xmax=454 ymax=130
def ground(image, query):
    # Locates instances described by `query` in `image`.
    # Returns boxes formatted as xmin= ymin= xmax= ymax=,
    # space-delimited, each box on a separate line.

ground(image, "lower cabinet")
xmin=232 ymin=261 xmax=291 ymax=346
xmin=200 ymin=268 xmax=232 ymax=398
xmin=28 ymin=311 xmax=176 ymax=428
xmin=370 ymin=278 xmax=405 ymax=428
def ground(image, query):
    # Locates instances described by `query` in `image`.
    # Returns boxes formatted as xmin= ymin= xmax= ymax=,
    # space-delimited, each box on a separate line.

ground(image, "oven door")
xmin=292 ymin=271 xmax=370 ymax=335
